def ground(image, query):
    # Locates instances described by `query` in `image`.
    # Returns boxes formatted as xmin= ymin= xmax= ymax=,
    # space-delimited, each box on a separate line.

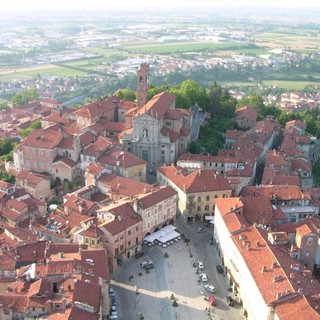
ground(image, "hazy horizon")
xmin=3 ymin=0 xmax=320 ymax=14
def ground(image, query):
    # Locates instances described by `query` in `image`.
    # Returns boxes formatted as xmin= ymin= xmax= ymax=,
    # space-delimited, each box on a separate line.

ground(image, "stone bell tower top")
xmin=136 ymin=63 xmax=150 ymax=107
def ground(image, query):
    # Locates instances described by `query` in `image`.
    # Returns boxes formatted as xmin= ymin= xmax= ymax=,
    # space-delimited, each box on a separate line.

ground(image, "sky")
xmin=2 ymin=0 xmax=320 ymax=12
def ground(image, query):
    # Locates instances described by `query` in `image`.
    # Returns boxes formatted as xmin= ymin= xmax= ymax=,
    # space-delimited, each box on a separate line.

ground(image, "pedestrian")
xmin=128 ymin=276 xmax=131 ymax=282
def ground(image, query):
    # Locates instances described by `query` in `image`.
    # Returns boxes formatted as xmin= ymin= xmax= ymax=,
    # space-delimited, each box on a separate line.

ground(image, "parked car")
xmin=208 ymin=294 xmax=216 ymax=306
xmin=144 ymin=262 xmax=154 ymax=270
xmin=204 ymin=284 xmax=216 ymax=293
xmin=197 ymin=261 xmax=204 ymax=270
xmin=134 ymin=252 xmax=145 ymax=258
xmin=199 ymin=273 xmax=208 ymax=282
xmin=216 ymin=265 xmax=223 ymax=274
xmin=109 ymin=287 xmax=114 ymax=296
xmin=197 ymin=227 xmax=206 ymax=233
xmin=140 ymin=260 xmax=152 ymax=268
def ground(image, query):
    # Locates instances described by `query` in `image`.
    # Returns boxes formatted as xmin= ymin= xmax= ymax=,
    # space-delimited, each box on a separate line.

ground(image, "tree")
xmin=12 ymin=88 xmax=39 ymax=107
xmin=115 ymin=89 xmax=136 ymax=101
xmin=180 ymin=79 xmax=201 ymax=107
xmin=30 ymin=120 xmax=41 ymax=129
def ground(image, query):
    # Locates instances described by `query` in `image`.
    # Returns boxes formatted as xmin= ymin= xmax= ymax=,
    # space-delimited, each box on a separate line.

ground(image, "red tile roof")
xmin=241 ymin=197 xmax=274 ymax=225
xmin=160 ymin=127 xmax=180 ymax=142
xmin=235 ymin=105 xmax=258 ymax=122
xmin=137 ymin=186 xmax=177 ymax=209
xmin=72 ymin=279 xmax=101 ymax=312
xmin=58 ymin=137 xmax=74 ymax=149
xmin=97 ymin=147 xmax=146 ymax=168
xmin=16 ymin=171 xmax=49 ymax=187
xmin=82 ymin=136 xmax=114 ymax=157
xmin=71 ymin=98 xmax=117 ymax=119
xmin=99 ymin=202 xmax=142 ymax=236
xmin=98 ymin=173 xmax=157 ymax=198
xmin=240 ymin=185 xmax=308 ymax=201
xmin=80 ymin=224 xmax=103 ymax=238
xmin=53 ymin=156 xmax=77 ymax=168
xmin=21 ymin=129 xmax=63 ymax=149
xmin=135 ymin=91 xmax=175 ymax=119
xmin=158 ymin=166 xmax=232 ymax=193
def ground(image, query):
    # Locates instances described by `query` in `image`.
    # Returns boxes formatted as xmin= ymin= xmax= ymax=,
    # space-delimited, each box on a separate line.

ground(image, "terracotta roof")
xmin=275 ymin=295 xmax=320 ymax=320
xmin=160 ymin=127 xmax=180 ymax=142
xmin=72 ymin=279 xmax=101 ymax=312
xmin=97 ymin=147 xmax=146 ymax=169
xmin=70 ymin=98 xmax=117 ymax=119
xmin=158 ymin=166 xmax=232 ymax=194
xmin=79 ymin=131 xmax=96 ymax=147
xmin=68 ymin=307 xmax=99 ymax=320
xmin=135 ymin=91 xmax=175 ymax=119
xmin=240 ymin=185 xmax=308 ymax=201
xmin=179 ymin=126 xmax=191 ymax=137
xmin=41 ymin=98 xmax=61 ymax=105
xmin=291 ymin=159 xmax=312 ymax=172
xmin=28 ymin=278 xmax=53 ymax=298
xmin=82 ymin=136 xmax=114 ymax=157
xmin=58 ymin=137 xmax=74 ymax=149
xmin=86 ymin=163 xmax=105 ymax=175
xmin=214 ymin=197 xmax=244 ymax=217
xmin=235 ymin=105 xmax=258 ymax=122
xmin=16 ymin=241 xmax=47 ymax=263
xmin=137 ymin=186 xmax=177 ymax=209
xmin=165 ymin=109 xmax=183 ymax=120
xmin=118 ymin=99 xmax=135 ymax=110
xmin=53 ymin=156 xmax=77 ymax=168
xmin=0 ymin=250 xmax=15 ymax=270
xmin=42 ymin=112 xmax=69 ymax=125
xmin=21 ymin=129 xmax=63 ymax=149
xmin=80 ymin=224 xmax=103 ymax=238
xmin=16 ymin=171 xmax=49 ymax=187
xmin=225 ymin=129 xmax=245 ymax=140
xmin=98 ymin=173 xmax=157 ymax=198
xmin=98 ymin=119 xmax=126 ymax=132
xmin=63 ymin=195 xmax=96 ymax=214
xmin=79 ymin=249 xmax=109 ymax=280
xmin=0 ymin=181 xmax=14 ymax=189
xmin=241 ymin=197 xmax=274 ymax=225
xmin=99 ymin=202 xmax=142 ymax=236
xmin=0 ymin=293 xmax=28 ymax=312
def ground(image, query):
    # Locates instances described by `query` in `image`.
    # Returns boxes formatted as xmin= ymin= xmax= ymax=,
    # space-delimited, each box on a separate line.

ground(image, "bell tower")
xmin=136 ymin=63 xmax=149 ymax=107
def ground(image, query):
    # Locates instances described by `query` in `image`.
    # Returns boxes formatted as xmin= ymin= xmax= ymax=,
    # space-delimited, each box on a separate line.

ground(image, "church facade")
xmin=121 ymin=64 xmax=192 ymax=166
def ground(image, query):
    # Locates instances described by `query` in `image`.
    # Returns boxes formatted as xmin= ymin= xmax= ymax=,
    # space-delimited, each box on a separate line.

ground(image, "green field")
xmin=0 ymin=65 xmax=87 ymax=82
xmin=262 ymin=80 xmax=320 ymax=90
xmin=253 ymin=32 xmax=320 ymax=50
xmin=123 ymin=41 xmax=251 ymax=54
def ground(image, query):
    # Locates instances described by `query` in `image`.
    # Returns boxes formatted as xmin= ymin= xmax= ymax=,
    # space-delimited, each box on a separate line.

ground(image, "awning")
xmin=205 ymin=216 xmax=214 ymax=221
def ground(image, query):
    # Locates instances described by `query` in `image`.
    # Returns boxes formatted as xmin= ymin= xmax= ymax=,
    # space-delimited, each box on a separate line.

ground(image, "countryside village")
xmin=0 ymin=64 xmax=319 ymax=319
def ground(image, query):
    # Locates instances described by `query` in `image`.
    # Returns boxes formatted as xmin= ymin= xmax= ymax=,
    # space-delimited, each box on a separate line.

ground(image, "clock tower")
xmin=136 ymin=63 xmax=149 ymax=107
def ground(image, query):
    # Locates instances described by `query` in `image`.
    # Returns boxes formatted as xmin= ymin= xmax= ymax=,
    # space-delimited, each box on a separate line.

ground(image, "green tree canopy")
xmin=12 ymin=88 xmax=39 ymax=107
xmin=115 ymin=89 xmax=136 ymax=101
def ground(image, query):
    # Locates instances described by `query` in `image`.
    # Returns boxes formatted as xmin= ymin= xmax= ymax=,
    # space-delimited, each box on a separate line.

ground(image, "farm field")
xmin=253 ymin=32 xmax=320 ymax=50
xmin=123 ymin=41 xmax=251 ymax=54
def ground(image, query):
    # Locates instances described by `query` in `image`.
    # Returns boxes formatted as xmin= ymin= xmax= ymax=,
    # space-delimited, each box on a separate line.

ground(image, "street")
xmin=111 ymin=217 xmax=243 ymax=320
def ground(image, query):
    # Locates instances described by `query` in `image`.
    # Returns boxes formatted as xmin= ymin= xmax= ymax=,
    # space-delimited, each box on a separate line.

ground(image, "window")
xmin=128 ymin=241 xmax=131 ymax=246
xmin=161 ymin=150 xmax=165 ymax=154
xmin=128 ymin=230 xmax=131 ymax=235
xmin=206 ymin=195 xmax=210 ymax=201
xmin=205 ymin=205 xmax=209 ymax=211
xmin=198 ymin=196 xmax=201 ymax=202
xmin=136 ymin=237 xmax=139 ymax=245
xmin=136 ymin=226 xmax=139 ymax=231
xmin=56 ymin=169 xmax=58 ymax=174
xmin=197 ymin=206 xmax=201 ymax=212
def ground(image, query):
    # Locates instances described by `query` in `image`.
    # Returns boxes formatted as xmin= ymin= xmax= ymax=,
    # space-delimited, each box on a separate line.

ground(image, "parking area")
xmin=110 ymin=217 xmax=243 ymax=320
